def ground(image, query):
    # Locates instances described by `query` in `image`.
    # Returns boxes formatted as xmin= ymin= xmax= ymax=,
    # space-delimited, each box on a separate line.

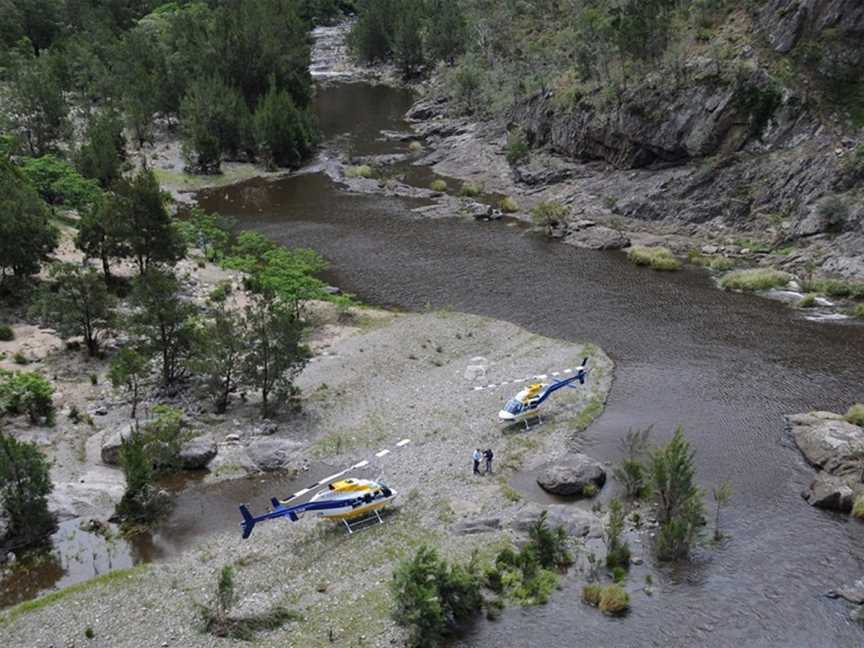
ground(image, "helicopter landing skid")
xmin=521 ymin=414 xmax=543 ymax=430
xmin=342 ymin=509 xmax=384 ymax=534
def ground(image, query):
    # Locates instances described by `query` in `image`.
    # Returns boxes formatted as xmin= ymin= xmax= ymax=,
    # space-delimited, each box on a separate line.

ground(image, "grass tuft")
xmin=798 ymin=293 xmax=818 ymax=308
xmin=460 ymin=181 xmax=483 ymax=197
xmin=0 ymin=324 xmax=14 ymax=341
xmin=500 ymin=196 xmax=519 ymax=213
xmin=853 ymin=304 xmax=864 ymax=319
xmin=628 ymin=246 xmax=681 ymax=271
xmin=853 ymin=495 xmax=864 ymax=520
xmin=846 ymin=403 xmax=864 ymax=427
xmin=345 ymin=165 xmax=374 ymax=178
xmin=430 ymin=179 xmax=447 ymax=192
xmin=719 ymin=268 xmax=792 ymax=291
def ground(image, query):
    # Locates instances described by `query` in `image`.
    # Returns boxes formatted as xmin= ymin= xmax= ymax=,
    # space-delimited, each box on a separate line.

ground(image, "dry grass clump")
xmin=846 ymin=403 xmax=864 ymax=427
xmin=500 ymin=196 xmax=519 ymax=213
xmin=581 ymin=583 xmax=630 ymax=616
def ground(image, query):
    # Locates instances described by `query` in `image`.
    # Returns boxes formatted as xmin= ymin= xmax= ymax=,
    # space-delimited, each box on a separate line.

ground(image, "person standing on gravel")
xmin=472 ymin=448 xmax=482 ymax=474
xmin=484 ymin=448 xmax=494 ymax=474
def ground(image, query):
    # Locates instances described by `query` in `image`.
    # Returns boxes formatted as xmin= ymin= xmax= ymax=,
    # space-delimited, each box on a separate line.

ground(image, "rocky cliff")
xmin=501 ymin=3 xmax=864 ymax=277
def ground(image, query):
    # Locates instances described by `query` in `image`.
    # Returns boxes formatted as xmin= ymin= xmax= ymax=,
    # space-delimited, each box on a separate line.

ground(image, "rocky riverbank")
xmin=1 ymin=292 xmax=626 ymax=646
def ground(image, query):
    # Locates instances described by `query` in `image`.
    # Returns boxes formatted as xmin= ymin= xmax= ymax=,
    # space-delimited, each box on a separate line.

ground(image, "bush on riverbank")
xmin=800 ymin=278 xmax=864 ymax=299
xmin=0 ymin=324 xmax=13 ymax=341
xmin=0 ymin=432 xmax=56 ymax=552
xmin=628 ymin=246 xmax=681 ymax=271
xmin=430 ymin=179 xmax=448 ymax=192
xmin=606 ymin=498 xmax=631 ymax=569
xmin=198 ymin=564 xmax=301 ymax=639
xmin=392 ymin=545 xmax=482 ymax=648
xmin=719 ymin=268 xmax=791 ymax=291
xmin=651 ymin=428 xmax=704 ymax=561
xmin=853 ymin=304 xmax=864 ymax=319
xmin=485 ymin=511 xmax=572 ymax=605
xmin=0 ymin=370 xmax=55 ymax=424
xmin=799 ymin=293 xmax=818 ymax=308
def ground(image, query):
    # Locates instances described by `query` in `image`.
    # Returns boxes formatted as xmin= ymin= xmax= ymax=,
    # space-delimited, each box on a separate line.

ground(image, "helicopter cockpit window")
xmin=504 ymin=399 xmax=524 ymax=414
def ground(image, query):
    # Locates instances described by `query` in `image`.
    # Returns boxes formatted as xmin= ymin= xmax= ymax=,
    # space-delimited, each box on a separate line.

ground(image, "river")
xmin=196 ymin=81 xmax=864 ymax=647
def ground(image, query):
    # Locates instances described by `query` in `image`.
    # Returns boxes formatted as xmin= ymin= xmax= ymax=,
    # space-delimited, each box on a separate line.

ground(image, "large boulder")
xmin=178 ymin=435 xmax=217 ymax=470
xmin=564 ymin=221 xmax=631 ymax=250
xmin=805 ymin=473 xmax=854 ymax=512
xmin=246 ymin=438 xmax=302 ymax=472
xmin=510 ymin=503 xmax=601 ymax=538
xmin=787 ymin=412 xmax=864 ymax=476
xmin=536 ymin=454 xmax=606 ymax=496
xmin=100 ymin=423 xmax=137 ymax=465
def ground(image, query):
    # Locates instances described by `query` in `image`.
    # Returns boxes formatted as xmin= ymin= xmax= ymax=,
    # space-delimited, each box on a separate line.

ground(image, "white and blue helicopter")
xmin=497 ymin=357 xmax=589 ymax=429
xmin=239 ymin=439 xmax=410 ymax=538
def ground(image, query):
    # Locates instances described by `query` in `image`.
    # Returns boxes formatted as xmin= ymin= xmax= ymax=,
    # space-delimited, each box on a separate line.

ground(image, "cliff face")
xmin=507 ymin=3 xmax=863 ymax=268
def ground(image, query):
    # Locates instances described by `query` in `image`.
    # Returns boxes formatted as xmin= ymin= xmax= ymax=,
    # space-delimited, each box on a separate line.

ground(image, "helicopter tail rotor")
xmin=240 ymin=504 xmax=256 ymax=539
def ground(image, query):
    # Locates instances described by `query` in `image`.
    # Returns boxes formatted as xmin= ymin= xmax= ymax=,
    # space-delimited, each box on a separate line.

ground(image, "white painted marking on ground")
xmin=375 ymin=449 xmax=390 ymax=458
xmin=319 ymin=470 xmax=348 ymax=484
xmin=551 ymin=372 xmax=560 ymax=377
xmin=563 ymin=368 xmax=572 ymax=373
xmin=396 ymin=439 xmax=411 ymax=447
xmin=536 ymin=374 xmax=548 ymax=380
xmin=352 ymin=460 xmax=369 ymax=469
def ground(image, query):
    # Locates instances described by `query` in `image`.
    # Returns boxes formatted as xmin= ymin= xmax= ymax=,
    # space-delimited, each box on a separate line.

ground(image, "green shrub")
xmin=606 ymin=498 xmax=631 ymax=569
xmin=719 ymin=268 xmax=791 ymax=291
xmin=0 ymin=431 xmax=56 ymax=549
xmin=628 ymin=246 xmax=681 ymax=271
xmin=816 ymin=195 xmax=849 ymax=231
xmin=611 ymin=566 xmax=627 ymax=583
xmin=84 ymin=627 xmax=95 ymax=639
xmin=613 ymin=428 xmax=651 ymax=499
xmin=853 ymin=304 xmax=864 ymax=319
xmin=392 ymin=545 xmax=483 ymax=648
xmin=598 ymin=584 xmax=630 ymax=616
xmin=408 ymin=140 xmax=423 ymax=152
xmin=460 ymin=181 xmax=483 ymax=197
xmin=798 ymin=293 xmax=818 ymax=308
xmin=846 ymin=404 xmax=864 ymax=427
xmin=13 ymin=352 xmax=28 ymax=365
xmin=430 ymin=179 xmax=447 ymax=192
xmin=651 ymin=428 xmax=704 ymax=561
xmin=198 ymin=564 xmax=301 ymax=639
xmin=500 ymin=196 xmax=519 ymax=213
xmin=19 ymin=155 xmax=102 ymax=212
xmin=0 ymin=324 xmax=13 ymax=341
xmin=582 ymin=482 xmax=598 ymax=497
xmin=505 ymin=129 xmax=530 ymax=165
xmin=853 ymin=495 xmax=864 ymax=520
xmin=0 ymin=371 xmax=55 ymax=424
xmin=345 ymin=164 xmax=374 ymax=178
xmin=530 ymin=201 xmax=568 ymax=227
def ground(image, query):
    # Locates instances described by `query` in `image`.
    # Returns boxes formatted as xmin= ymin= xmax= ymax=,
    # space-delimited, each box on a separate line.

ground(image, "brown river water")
xmin=199 ymin=82 xmax=864 ymax=647
xmin=3 ymin=81 xmax=863 ymax=647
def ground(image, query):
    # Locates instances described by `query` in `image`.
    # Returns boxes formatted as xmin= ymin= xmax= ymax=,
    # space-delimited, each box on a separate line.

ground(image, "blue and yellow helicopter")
xmin=239 ymin=440 xmax=410 ymax=538
xmin=498 ymin=357 xmax=589 ymax=428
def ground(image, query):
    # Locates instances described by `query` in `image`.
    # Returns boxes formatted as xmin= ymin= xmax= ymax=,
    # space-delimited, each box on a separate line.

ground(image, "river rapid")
xmin=196 ymin=80 xmax=864 ymax=647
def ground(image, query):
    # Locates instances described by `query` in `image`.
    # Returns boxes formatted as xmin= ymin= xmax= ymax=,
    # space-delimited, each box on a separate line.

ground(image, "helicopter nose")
xmin=498 ymin=410 xmax=515 ymax=421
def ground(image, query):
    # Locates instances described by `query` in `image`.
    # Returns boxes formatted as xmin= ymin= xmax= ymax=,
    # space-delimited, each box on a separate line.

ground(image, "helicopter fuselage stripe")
xmin=470 ymin=366 xmax=586 ymax=392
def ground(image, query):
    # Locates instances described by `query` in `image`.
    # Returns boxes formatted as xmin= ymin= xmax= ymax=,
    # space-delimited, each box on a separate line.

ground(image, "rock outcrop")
xmin=178 ymin=436 xmax=217 ymax=470
xmin=536 ymin=454 xmax=606 ymax=496
xmin=100 ymin=423 xmax=137 ymax=465
xmin=563 ymin=220 xmax=631 ymax=250
xmin=787 ymin=411 xmax=864 ymax=510
xmin=246 ymin=438 xmax=302 ymax=472
xmin=511 ymin=502 xmax=602 ymax=538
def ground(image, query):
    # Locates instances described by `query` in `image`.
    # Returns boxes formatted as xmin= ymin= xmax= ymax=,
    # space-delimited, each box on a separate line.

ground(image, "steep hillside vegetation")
xmin=352 ymin=0 xmax=864 ymax=278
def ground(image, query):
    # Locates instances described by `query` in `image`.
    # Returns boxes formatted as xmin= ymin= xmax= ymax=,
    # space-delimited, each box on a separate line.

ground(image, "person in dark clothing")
xmin=484 ymin=448 xmax=494 ymax=474
xmin=472 ymin=448 xmax=482 ymax=474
